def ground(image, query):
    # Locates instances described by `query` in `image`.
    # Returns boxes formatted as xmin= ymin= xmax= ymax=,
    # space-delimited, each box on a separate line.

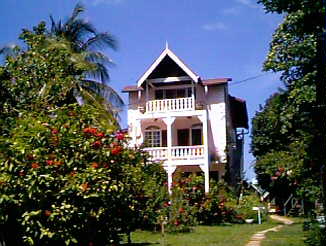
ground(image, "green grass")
xmin=261 ymin=218 xmax=306 ymax=246
xmin=124 ymin=220 xmax=280 ymax=246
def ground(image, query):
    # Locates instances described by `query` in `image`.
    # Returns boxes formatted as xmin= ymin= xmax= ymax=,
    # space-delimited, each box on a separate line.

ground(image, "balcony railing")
xmin=144 ymin=145 xmax=204 ymax=162
xmin=145 ymin=97 xmax=194 ymax=113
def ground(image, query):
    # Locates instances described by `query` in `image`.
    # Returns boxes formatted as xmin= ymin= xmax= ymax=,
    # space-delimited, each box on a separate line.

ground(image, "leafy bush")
xmin=0 ymin=104 xmax=161 ymax=245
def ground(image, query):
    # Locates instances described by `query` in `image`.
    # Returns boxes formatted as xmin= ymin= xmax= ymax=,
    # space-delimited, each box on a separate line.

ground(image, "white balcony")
xmin=144 ymin=145 xmax=204 ymax=163
xmin=145 ymin=97 xmax=194 ymax=113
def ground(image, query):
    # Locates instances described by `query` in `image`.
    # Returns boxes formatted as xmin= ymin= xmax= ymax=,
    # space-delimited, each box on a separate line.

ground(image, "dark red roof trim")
xmin=122 ymin=85 xmax=143 ymax=93
xmin=202 ymin=78 xmax=232 ymax=86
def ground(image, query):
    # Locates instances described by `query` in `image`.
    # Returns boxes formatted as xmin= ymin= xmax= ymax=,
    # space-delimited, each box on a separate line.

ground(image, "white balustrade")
xmin=144 ymin=147 xmax=168 ymax=160
xmin=144 ymin=145 xmax=204 ymax=162
xmin=171 ymin=146 xmax=204 ymax=160
xmin=145 ymin=97 xmax=194 ymax=113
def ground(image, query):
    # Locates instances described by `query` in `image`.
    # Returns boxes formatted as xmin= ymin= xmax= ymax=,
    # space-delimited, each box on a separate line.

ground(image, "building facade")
xmin=123 ymin=46 xmax=248 ymax=192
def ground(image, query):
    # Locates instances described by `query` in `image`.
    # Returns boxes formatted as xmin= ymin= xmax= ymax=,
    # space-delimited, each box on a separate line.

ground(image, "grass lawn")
xmin=261 ymin=218 xmax=306 ymax=246
xmin=124 ymin=220 xmax=280 ymax=246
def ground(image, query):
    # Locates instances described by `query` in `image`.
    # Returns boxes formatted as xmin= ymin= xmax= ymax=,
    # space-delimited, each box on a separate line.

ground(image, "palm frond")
xmin=81 ymin=79 xmax=124 ymax=109
xmin=84 ymin=51 xmax=113 ymax=66
xmin=77 ymin=84 xmax=120 ymax=131
xmin=67 ymin=2 xmax=85 ymax=27
xmin=81 ymin=32 xmax=117 ymax=51
xmin=86 ymin=62 xmax=110 ymax=83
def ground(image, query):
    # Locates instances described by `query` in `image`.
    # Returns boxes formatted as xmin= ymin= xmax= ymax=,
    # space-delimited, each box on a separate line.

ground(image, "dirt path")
xmin=245 ymin=215 xmax=293 ymax=246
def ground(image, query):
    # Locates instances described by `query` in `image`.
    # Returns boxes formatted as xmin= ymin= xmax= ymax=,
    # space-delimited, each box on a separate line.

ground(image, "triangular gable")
xmin=137 ymin=47 xmax=199 ymax=87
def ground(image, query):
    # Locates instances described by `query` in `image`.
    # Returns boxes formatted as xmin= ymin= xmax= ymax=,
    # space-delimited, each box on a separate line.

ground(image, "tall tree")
xmin=252 ymin=0 xmax=325 ymax=214
xmin=49 ymin=3 xmax=123 ymax=121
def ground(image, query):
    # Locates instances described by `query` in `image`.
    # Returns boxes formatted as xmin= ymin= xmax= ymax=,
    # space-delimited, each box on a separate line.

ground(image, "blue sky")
xmin=1 ymin=0 xmax=283 ymax=181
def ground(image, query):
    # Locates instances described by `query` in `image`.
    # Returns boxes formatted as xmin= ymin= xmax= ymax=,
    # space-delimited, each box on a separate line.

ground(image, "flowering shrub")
xmin=0 ymin=104 xmax=162 ymax=245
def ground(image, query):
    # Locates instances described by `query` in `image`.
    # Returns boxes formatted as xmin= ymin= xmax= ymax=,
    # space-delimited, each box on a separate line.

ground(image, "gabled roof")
xmin=137 ymin=46 xmax=199 ymax=87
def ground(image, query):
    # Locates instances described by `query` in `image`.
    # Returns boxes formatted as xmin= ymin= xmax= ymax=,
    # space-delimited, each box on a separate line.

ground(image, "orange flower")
xmin=54 ymin=161 xmax=63 ymax=166
xmin=46 ymin=160 xmax=54 ymax=166
xmin=70 ymin=171 xmax=77 ymax=177
xmin=81 ymin=183 xmax=89 ymax=192
xmin=44 ymin=210 xmax=52 ymax=217
xmin=31 ymin=163 xmax=40 ymax=169
xmin=91 ymin=162 xmax=99 ymax=169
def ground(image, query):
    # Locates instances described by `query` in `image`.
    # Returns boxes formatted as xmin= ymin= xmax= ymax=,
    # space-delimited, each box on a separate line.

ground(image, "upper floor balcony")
xmin=145 ymin=97 xmax=195 ymax=113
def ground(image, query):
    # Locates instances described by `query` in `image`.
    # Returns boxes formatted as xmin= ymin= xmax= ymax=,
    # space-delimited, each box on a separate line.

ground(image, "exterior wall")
xmin=206 ymin=85 xmax=227 ymax=163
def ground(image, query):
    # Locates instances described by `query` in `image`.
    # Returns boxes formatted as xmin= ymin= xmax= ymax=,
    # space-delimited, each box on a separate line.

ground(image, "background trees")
xmin=252 ymin=0 xmax=325 ymax=215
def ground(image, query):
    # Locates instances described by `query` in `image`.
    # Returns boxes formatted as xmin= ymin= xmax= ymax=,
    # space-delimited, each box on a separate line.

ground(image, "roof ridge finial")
xmin=165 ymin=40 xmax=169 ymax=50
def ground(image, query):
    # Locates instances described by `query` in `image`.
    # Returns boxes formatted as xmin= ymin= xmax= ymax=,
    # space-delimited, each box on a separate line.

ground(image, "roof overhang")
xmin=202 ymin=78 xmax=232 ymax=86
xmin=137 ymin=47 xmax=200 ymax=87
xmin=122 ymin=85 xmax=144 ymax=93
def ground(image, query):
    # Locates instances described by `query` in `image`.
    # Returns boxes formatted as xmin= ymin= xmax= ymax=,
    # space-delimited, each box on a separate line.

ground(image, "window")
xmin=155 ymin=88 xmax=194 ymax=100
xmin=144 ymin=126 xmax=167 ymax=147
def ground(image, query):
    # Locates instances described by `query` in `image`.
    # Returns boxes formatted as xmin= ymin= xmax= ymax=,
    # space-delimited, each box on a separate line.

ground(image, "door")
xmin=177 ymin=129 xmax=189 ymax=146
xmin=192 ymin=128 xmax=202 ymax=145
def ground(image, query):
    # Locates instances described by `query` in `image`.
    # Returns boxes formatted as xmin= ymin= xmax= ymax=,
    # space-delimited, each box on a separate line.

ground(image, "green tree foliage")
xmin=252 ymin=0 xmax=325 ymax=211
xmin=49 ymin=3 xmax=124 ymax=119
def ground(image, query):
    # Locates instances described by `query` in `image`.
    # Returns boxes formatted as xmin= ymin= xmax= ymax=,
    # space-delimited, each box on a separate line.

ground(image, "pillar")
xmin=199 ymin=111 xmax=209 ymax=193
xmin=163 ymin=117 xmax=176 ymax=193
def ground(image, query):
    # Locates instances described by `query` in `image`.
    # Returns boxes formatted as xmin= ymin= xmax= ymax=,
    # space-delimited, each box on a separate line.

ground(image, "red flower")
xmin=275 ymin=171 xmax=281 ymax=177
xmin=92 ymin=140 xmax=102 ymax=149
xmin=111 ymin=145 xmax=122 ymax=155
xmin=103 ymin=163 xmax=110 ymax=169
xmin=31 ymin=163 xmax=40 ymax=169
xmin=44 ymin=210 xmax=52 ymax=217
xmin=46 ymin=160 xmax=54 ymax=166
xmin=83 ymin=127 xmax=98 ymax=136
xmin=115 ymin=132 xmax=125 ymax=141
xmin=163 ymin=202 xmax=170 ymax=207
xmin=91 ymin=162 xmax=99 ymax=169
xmin=174 ymin=220 xmax=180 ymax=226
xmin=179 ymin=207 xmax=185 ymax=213
xmin=96 ymin=132 xmax=105 ymax=138
xmin=51 ymin=129 xmax=59 ymax=135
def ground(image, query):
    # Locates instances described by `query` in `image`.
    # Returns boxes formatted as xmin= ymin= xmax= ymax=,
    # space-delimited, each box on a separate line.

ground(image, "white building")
xmin=123 ymin=46 xmax=248 ymax=192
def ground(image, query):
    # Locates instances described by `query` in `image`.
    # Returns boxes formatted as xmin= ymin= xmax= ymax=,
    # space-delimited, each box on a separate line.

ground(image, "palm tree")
xmin=49 ymin=3 xmax=123 ymax=126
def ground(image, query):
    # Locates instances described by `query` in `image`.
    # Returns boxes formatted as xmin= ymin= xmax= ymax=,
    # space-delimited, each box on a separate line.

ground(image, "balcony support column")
xmin=199 ymin=111 xmax=209 ymax=193
xmin=132 ymin=119 xmax=141 ymax=146
xmin=163 ymin=116 xmax=176 ymax=193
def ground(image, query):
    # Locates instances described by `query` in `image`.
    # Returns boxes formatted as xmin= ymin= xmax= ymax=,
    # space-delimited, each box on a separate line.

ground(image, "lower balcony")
xmin=144 ymin=145 xmax=205 ymax=164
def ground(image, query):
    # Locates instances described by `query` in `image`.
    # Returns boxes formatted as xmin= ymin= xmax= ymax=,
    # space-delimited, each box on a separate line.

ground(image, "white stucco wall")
xmin=126 ymin=82 xmax=228 ymax=163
